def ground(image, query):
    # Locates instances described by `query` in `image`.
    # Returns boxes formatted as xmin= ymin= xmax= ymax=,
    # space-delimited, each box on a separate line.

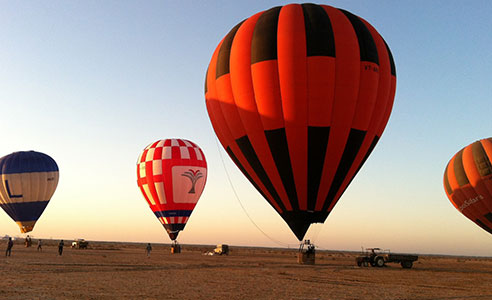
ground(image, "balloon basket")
xmin=297 ymin=240 xmax=315 ymax=265
xmin=171 ymin=241 xmax=181 ymax=254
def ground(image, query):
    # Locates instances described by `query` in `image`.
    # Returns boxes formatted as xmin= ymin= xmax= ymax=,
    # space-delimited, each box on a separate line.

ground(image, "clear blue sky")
xmin=1 ymin=1 xmax=491 ymax=256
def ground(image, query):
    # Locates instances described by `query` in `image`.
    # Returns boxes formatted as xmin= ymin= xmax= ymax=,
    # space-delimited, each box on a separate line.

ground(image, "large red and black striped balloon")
xmin=205 ymin=3 xmax=396 ymax=241
xmin=444 ymin=138 xmax=492 ymax=235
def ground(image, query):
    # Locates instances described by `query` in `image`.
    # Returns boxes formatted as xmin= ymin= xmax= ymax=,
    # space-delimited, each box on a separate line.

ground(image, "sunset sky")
xmin=1 ymin=0 xmax=492 ymax=256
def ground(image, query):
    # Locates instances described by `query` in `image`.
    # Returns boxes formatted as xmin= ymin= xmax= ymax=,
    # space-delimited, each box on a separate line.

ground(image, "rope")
xmin=308 ymin=223 xmax=324 ymax=245
xmin=214 ymin=137 xmax=296 ymax=248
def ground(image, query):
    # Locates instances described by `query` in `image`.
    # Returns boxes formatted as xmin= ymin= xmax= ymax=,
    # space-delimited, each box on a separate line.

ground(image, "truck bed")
xmin=386 ymin=253 xmax=418 ymax=262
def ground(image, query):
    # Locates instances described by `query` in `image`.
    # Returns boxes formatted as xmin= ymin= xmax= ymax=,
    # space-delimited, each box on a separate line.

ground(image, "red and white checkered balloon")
xmin=137 ymin=139 xmax=207 ymax=241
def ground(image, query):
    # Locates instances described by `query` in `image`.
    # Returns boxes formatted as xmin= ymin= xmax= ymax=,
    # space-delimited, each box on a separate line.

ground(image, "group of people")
xmin=23 ymin=235 xmax=43 ymax=251
xmin=5 ymin=238 xmax=64 ymax=256
xmin=6 ymin=238 xmax=153 ymax=257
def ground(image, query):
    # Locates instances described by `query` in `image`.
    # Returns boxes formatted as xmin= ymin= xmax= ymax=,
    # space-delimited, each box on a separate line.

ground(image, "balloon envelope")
xmin=205 ymin=3 xmax=396 ymax=240
xmin=0 ymin=151 xmax=59 ymax=233
xmin=444 ymin=138 xmax=492 ymax=235
xmin=136 ymin=139 xmax=207 ymax=240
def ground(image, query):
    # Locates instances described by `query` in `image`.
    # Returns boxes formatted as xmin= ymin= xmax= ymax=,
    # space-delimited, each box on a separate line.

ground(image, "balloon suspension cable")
xmin=215 ymin=137 xmax=295 ymax=248
xmin=307 ymin=223 xmax=324 ymax=246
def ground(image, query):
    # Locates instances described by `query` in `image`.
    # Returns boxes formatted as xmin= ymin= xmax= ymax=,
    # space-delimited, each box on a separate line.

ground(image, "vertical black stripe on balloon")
xmin=357 ymin=135 xmax=379 ymax=175
xmin=264 ymin=128 xmax=299 ymax=211
xmin=307 ymin=126 xmax=330 ymax=211
xmin=340 ymin=135 xmax=379 ymax=198
xmin=216 ymin=21 xmax=243 ymax=79
xmin=476 ymin=219 xmax=492 ymax=234
xmin=453 ymin=150 xmax=469 ymax=187
xmin=472 ymin=141 xmax=492 ymax=177
xmin=225 ymin=147 xmax=269 ymax=203
xmin=339 ymin=9 xmax=379 ymax=65
xmin=383 ymin=39 xmax=396 ymax=76
xmin=235 ymin=136 xmax=287 ymax=212
xmin=204 ymin=65 xmax=209 ymax=94
xmin=301 ymin=3 xmax=335 ymax=57
xmin=251 ymin=6 xmax=281 ymax=64
xmin=443 ymin=165 xmax=453 ymax=195
xmin=322 ymin=129 xmax=367 ymax=212
xmin=485 ymin=213 xmax=492 ymax=223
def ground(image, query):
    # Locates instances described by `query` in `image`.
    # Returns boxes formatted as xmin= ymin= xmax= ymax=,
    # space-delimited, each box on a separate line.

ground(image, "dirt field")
xmin=0 ymin=240 xmax=491 ymax=300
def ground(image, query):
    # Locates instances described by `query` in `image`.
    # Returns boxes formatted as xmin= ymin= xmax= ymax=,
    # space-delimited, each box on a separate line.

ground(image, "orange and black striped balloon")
xmin=205 ymin=3 xmax=396 ymax=240
xmin=444 ymin=138 xmax=492 ymax=235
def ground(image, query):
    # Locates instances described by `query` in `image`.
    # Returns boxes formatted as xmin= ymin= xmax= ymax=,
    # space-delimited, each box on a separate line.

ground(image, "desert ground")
xmin=0 ymin=240 xmax=491 ymax=300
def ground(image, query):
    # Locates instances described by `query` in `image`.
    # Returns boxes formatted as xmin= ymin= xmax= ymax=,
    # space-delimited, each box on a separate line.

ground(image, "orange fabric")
xmin=306 ymin=56 xmax=335 ymax=127
xmin=215 ymin=74 xmax=247 ymax=139
xmin=277 ymin=4 xmax=308 ymax=210
xmin=230 ymin=12 xmax=292 ymax=211
xmin=330 ymin=22 xmax=394 ymax=209
xmin=206 ymin=41 xmax=281 ymax=213
xmin=251 ymin=61 xmax=284 ymax=130
xmin=444 ymin=138 xmax=492 ymax=234
xmin=315 ymin=6 xmax=360 ymax=211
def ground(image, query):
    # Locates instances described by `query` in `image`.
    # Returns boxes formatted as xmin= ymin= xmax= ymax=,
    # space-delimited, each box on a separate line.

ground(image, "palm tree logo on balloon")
xmin=181 ymin=169 xmax=204 ymax=194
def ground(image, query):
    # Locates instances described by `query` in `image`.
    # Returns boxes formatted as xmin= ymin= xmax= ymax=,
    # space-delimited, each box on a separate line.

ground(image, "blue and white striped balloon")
xmin=0 ymin=151 xmax=59 ymax=233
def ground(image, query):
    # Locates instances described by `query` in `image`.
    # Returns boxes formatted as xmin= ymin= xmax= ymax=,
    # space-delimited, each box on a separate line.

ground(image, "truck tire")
xmin=375 ymin=256 xmax=385 ymax=267
xmin=401 ymin=261 xmax=413 ymax=269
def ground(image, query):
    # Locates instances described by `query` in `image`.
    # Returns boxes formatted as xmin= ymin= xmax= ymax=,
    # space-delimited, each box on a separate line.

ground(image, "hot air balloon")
xmin=443 ymin=138 xmax=492 ymax=235
xmin=136 ymin=139 xmax=207 ymax=241
xmin=205 ymin=3 xmax=396 ymax=241
xmin=0 ymin=151 xmax=59 ymax=233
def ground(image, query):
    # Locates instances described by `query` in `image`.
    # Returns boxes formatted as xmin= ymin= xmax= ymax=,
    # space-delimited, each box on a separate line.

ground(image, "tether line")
xmin=214 ymin=137 xmax=296 ymax=248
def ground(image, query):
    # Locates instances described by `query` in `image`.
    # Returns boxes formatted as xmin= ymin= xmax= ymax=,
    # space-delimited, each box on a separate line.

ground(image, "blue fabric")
xmin=0 ymin=201 xmax=50 ymax=222
xmin=0 ymin=151 xmax=58 ymax=174
xmin=154 ymin=210 xmax=193 ymax=218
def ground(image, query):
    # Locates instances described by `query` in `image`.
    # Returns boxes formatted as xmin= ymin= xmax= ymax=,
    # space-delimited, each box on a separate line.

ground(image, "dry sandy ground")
xmin=0 ymin=240 xmax=491 ymax=300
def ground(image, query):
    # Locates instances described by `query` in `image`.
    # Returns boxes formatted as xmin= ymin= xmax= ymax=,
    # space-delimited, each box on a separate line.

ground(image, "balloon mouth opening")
xmin=167 ymin=230 xmax=180 ymax=241
xmin=163 ymin=224 xmax=185 ymax=241
xmin=17 ymin=222 xmax=35 ymax=233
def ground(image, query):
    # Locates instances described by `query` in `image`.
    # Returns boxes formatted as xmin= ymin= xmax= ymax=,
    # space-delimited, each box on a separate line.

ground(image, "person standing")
xmin=5 ymin=237 xmax=13 ymax=257
xmin=25 ymin=235 xmax=32 ymax=247
xmin=58 ymin=240 xmax=64 ymax=256
xmin=146 ymin=243 xmax=152 ymax=258
xmin=37 ymin=239 xmax=42 ymax=252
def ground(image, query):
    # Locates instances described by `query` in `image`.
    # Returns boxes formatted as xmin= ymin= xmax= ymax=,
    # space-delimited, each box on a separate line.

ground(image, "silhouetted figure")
xmin=25 ymin=235 xmax=32 ymax=247
xmin=58 ymin=240 xmax=64 ymax=256
xmin=37 ymin=239 xmax=42 ymax=252
xmin=146 ymin=243 xmax=152 ymax=258
xmin=5 ymin=237 xmax=13 ymax=257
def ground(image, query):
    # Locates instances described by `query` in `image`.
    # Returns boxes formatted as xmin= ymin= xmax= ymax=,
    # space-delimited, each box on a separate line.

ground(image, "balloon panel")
xmin=172 ymin=166 xmax=207 ymax=204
